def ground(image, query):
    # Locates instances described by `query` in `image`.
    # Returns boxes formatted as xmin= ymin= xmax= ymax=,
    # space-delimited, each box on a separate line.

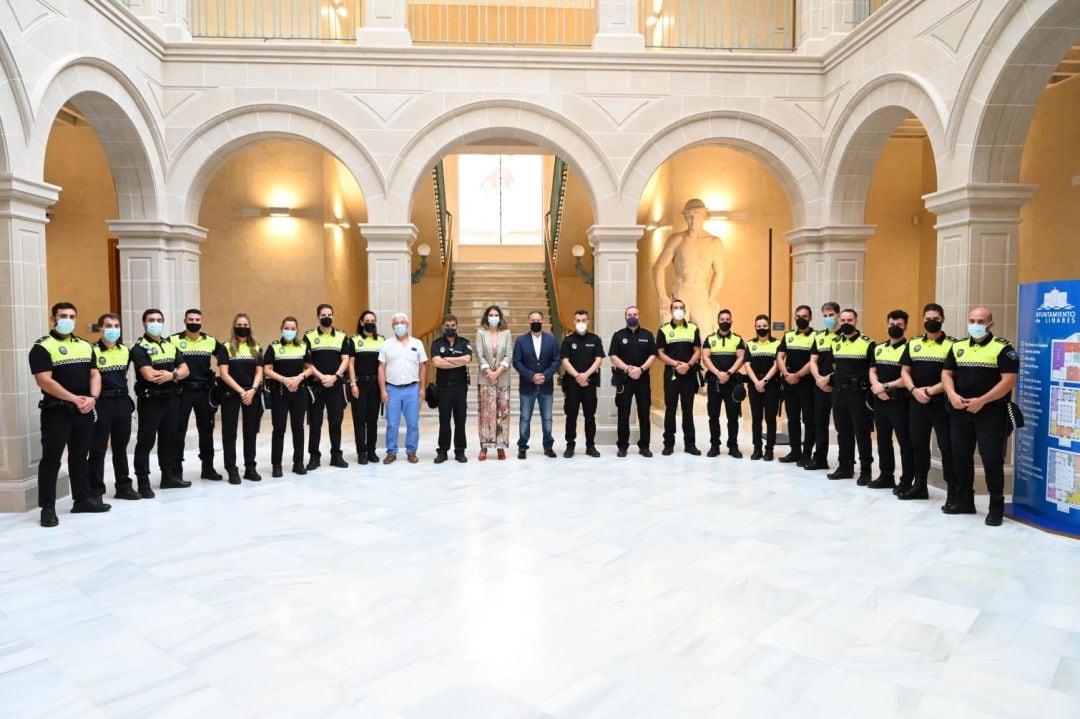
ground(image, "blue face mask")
xmin=55 ymin=318 xmax=76 ymax=335
xmin=823 ymin=316 xmax=837 ymax=330
xmin=968 ymin=323 xmax=988 ymax=340
xmin=282 ymin=329 xmax=297 ymax=342
xmin=393 ymin=323 xmax=408 ymax=337
xmin=146 ymin=321 xmax=164 ymax=337
xmin=102 ymin=327 xmax=121 ymax=343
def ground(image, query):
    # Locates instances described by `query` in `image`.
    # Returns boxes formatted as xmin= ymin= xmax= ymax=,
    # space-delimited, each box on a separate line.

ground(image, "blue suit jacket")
xmin=512 ymin=332 xmax=561 ymax=395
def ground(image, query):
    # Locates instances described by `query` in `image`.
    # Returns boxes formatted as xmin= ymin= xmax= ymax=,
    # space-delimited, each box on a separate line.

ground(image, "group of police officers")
xmin=30 ymin=296 xmax=1019 ymax=528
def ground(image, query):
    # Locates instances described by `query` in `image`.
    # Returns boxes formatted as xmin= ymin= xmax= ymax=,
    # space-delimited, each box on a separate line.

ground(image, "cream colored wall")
xmin=44 ymin=124 xmax=118 ymax=325
xmin=324 ymin=155 xmax=368 ymax=334
xmin=863 ymin=135 xmax=938 ymax=333
xmin=1019 ymin=77 xmax=1080 ymax=284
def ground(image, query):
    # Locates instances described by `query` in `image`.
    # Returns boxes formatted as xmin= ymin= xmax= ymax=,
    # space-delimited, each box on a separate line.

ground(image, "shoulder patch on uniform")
xmin=861 ymin=335 xmax=872 ymax=341
xmin=1006 ymin=351 xmax=1018 ymax=360
xmin=994 ymin=337 xmax=1009 ymax=344
xmin=34 ymin=335 xmax=48 ymax=345
xmin=875 ymin=347 xmax=883 ymax=355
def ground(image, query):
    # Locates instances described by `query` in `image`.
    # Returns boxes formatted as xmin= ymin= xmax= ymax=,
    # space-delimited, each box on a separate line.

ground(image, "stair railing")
xmin=416 ymin=161 xmax=456 ymax=359
xmin=542 ymin=157 xmax=569 ymax=339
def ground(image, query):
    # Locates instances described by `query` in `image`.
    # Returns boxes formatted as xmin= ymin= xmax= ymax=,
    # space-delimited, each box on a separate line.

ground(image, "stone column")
xmin=122 ymin=0 xmax=193 ymax=42
xmin=0 ymin=175 xmax=60 ymax=512
xmin=593 ymin=0 xmax=645 ymax=52
xmin=588 ymin=225 xmax=643 ymax=441
xmin=108 ymin=221 xmax=206 ymax=337
xmin=363 ymin=224 xmax=418 ymax=327
xmin=787 ymin=225 xmax=874 ymax=319
xmin=923 ymin=184 xmax=1037 ymax=340
xmin=356 ymin=0 xmax=412 ymax=47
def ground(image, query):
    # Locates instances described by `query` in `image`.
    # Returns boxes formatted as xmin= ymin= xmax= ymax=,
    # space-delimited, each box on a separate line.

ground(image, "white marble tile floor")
xmin=2 ymin=416 xmax=1080 ymax=718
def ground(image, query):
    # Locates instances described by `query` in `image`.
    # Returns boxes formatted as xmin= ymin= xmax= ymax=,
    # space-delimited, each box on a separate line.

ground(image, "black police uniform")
xmin=901 ymin=333 xmax=957 ymax=502
xmin=608 ymin=325 xmax=657 ymax=453
xmin=808 ymin=328 xmax=841 ymax=468
xmin=703 ymin=331 xmax=746 ymax=454
xmin=170 ymin=331 xmax=223 ymax=478
xmin=219 ymin=340 xmax=264 ymax=480
xmin=746 ymin=336 xmax=782 ymax=456
xmin=350 ymin=333 xmax=384 ymax=463
xmin=29 ymin=331 xmax=97 ymax=511
xmin=131 ymin=334 xmax=186 ymax=494
xmin=830 ymin=331 xmax=876 ymax=479
xmin=778 ymin=327 xmax=817 ymax=461
xmin=304 ymin=327 xmax=351 ymax=468
xmin=89 ymin=340 xmax=135 ymax=499
xmin=560 ymin=330 xmax=605 ymax=451
xmin=943 ymin=333 xmax=1019 ymax=518
xmin=870 ymin=338 xmax=914 ymax=489
xmin=264 ymin=339 xmax=311 ymax=472
xmin=431 ymin=333 xmax=473 ymax=458
xmin=657 ymin=320 xmax=701 ymax=452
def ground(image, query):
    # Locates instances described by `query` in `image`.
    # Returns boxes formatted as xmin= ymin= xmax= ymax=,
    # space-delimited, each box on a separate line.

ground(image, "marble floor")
xmin=3 ymin=415 xmax=1080 ymax=719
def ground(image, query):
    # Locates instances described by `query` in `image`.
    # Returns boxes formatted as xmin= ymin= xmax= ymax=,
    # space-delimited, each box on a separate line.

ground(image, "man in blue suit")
xmin=513 ymin=309 xmax=561 ymax=459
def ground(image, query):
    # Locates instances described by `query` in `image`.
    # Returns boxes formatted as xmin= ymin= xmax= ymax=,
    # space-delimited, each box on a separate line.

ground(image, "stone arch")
xmin=167 ymin=104 xmax=386 ymax=225
xmin=0 ymin=29 xmax=32 ymax=173
xmin=30 ymin=57 xmax=166 ymax=220
xmin=385 ymin=99 xmax=619 ymax=224
xmin=823 ymin=73 xmax=948 ymax=225
xmin=619 ymin=111 xmax=822 ymax=229
xmin=948 ymin=0 xmax=1080 ymax=186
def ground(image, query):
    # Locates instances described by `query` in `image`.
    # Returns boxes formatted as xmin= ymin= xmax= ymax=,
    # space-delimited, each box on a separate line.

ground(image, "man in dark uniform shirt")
xmin=777 ymin=305 xmax=817 ymax=465
xmin=170 ymin=309 xmax=224 ymax=481
xmin=89 ymin=312 xmax=139 ymax=501
xmin=828 ymin=309 xmax=876 ymax=484
xmin=430 ymin=314 xmax=473 ymax=463
xmin=657 ymin=298 xmax=702 ymax=455
xmin=304 ymin=303 xmax=351 ymax=470
xmin=560 ymin=309 xmax=605 ymax=458
xmin=608 ymin=306 xmax=657 ymax=457
xmin=868 ymin=309 xmax=914 ymax=492
xmin=701 ymin=309 xmax=747 ymax=458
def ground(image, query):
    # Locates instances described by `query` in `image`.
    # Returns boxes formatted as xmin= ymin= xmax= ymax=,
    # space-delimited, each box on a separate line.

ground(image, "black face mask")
xmin=924 ymin=319 xmax=942 ymax=334
xmin=319 ymin=316 xmax=333 ymax=328
xmin=756 ymin=328 xmax=770 ymax=337
xmin=839 ymin=323 xmax=856 ymax=336
xmin=443 ymin=327 xmax=457 ymax=337
xmin=887 ymin=325 xmax=904 ymax=339
xmin=718 ymin=322 xmax=732 ymax=333
xmin=530 ymin=321 xmax=543 ymax=333
xmin=234 ymin=326 xmax=251 ymax=339
xmin=363 ymin=322 xmax=376 ymax=335
xmin=185 ymin=322 xmax=201 ymax=334
xmin=795 ymin=317 xmax=810 ymax=330
xmin=626 ymin=316 xmax=639 ymax=328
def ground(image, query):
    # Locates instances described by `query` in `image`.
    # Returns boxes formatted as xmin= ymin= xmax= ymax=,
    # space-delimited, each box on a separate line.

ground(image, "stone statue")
xmin=651 ymin=198 xmax=726 ymax=337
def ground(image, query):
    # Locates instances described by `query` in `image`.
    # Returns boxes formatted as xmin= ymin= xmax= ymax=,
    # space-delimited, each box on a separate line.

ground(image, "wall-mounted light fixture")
xmin=572 ymin=244 xmax=593 ymax=286
xmin=411 ymin=243 xmax=430 ymax=284
xmin=265 ymin=207 xmax=292 ymax=218
xmin=703 ymin=209 xmax=746 ymax=236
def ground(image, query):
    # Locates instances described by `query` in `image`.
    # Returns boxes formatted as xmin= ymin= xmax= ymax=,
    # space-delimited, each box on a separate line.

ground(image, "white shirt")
xmin=379 ymin=336 xmax=427 ymax=385
xmin=531 ymin=333 xmax=542 ymax=360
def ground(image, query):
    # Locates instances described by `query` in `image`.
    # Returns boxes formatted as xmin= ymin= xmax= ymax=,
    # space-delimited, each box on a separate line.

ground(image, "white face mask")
xmin=672 ymin=309 xmax=686 ymax=321
xmin=575 ymin=322 xmax=588 ymax=334
xmin=488 ymin=315 xmax=500 ymax=327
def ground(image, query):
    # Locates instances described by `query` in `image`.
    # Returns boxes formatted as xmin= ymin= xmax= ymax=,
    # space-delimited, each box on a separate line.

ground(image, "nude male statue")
xmin=651 ymin=198 xmax=726 ymax=337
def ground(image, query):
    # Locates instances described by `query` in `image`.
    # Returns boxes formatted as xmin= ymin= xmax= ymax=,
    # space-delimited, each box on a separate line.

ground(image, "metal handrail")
xmin=416 ymin=162 xmax=456 ymax=356
xmin=542 ymin=156 xmax=570 ymax=339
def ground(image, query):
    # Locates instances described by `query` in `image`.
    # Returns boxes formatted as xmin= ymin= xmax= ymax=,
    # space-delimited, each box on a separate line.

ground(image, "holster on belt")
xmin=39 ymin=396 xmax=76 ymax=411
xmin=837 ymin=377 xmax=869 ymax=393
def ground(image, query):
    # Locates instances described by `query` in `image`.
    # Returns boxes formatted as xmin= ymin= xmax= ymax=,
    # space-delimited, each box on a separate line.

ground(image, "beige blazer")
xmin=475 ymin=328 xmax=513 ymax=388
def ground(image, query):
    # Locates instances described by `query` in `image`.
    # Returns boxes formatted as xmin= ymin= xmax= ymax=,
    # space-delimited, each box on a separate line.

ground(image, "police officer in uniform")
xmin=29 ymin=302 xmax=109 ymax=527
xmin=431 ymin=313 xmax=473 ymax=463
xmin=608 ymin=306 xmax=657 ymax=457
xmin=305 ymin=303 xmax=350 ymax=470
xmin=170 ymin=309 xmax=224 ymax=481
xmin=806 ymin=302 xmax=841 ymax=471
xmin=657 ymin=298 xmax=702 ymax=455
xmin=900 ymin=303 xmax=956 ymax=505
xmin=776 ymin=305 xmax=816 ymax=465
xmin=941 ymin=307 xmax=1019 ymax=526
xmin=264 ymin=316 xmax=312 ymax=477
xmin=349 ymin=310 xmax=383 ymax=465
xmin=560 ymin=309 xmax=605 ymax=458
xmin=828 ymin=309 xmax=875 ymax=483
xmin=132 ymin=308 xmax=190 ymax=496
xmin=701 ymin=309 xmax=746 ymax=458
xmin=745 ymin=314 xmax=782 ymax=461
xmin=868 ymin=310 xmax=914 ymax=492
xmin=89 ymin=313 xmax=139 ymax=501
xmin=218 ymin=313 xmax=264 ymax=484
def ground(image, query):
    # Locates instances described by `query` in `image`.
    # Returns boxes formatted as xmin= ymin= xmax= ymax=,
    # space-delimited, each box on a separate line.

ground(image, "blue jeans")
xmin=518 ymin=391 xmax=554 ymax=451
xmin=385 ymin=384 xmax=420 ymax=455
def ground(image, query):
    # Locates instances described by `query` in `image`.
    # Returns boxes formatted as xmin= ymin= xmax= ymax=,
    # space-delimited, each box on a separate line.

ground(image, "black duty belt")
xmin=182 ymin=380 xmax=213 ymax=390
xmin=39 ymin=396 xmax=76 ymax=411
xmin=355 ymin=374 xmax=378 ymax=383
xmin=388 ymin=382 xmax=417 ymax=388
xmin=100 ymin=388 xmax=129 ymax=398
xmin=836 ymin=377 xmax=869 ymax=392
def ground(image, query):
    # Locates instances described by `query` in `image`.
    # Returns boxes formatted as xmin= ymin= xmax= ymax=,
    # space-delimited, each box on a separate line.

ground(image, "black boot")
xmin=827 ymin=465 xmax=854 ymax=480
xmin=227 ymin=468 xmax=242 ymax=485
xmin=366 ymin=451 xmax=380 ymax=464
xmin=305 ymin=455 xmax=320 ymax=471
xmin=764 ymin=448 xmax=774 ymax=461
xmin=867 ymin=474 xmax=896 ymax=489
xmin=292 ymin=461 xmax=307 ymax=476
xmin=137 ymin=477 xmax=156 ymax=499
xmin=434 ymin=450 xmax=449 ymax=464
xmin=985 ymin=497 xmax=1005 ymax=526
xmin=272 ymin=465 xmax=283 ymax=478
xmin=750 ymin=447 xmax=763 ymax=460
xmin=728 ymin=446 xmax=743 ymax=459
xmin=585 ymin=445 xmax=600 ymax=458
xmin=201 ymin=464 xmax=223 ymax=481
xmin=943 ymin=488 xmax=977 ymax=514
xmin=940 ymin=483 xmax=957 ymax=513
xmin=898 ymin=476 xmax=929 ymax=500
xmin=856 ymin=470 xmax=873 ymax=486
xmin=778 ymin=451 xmax=801 ymax=464
xmin=160 ymin=468 xmax=191 ymax=489
xmin=357 ymin=453 xmax=368 ymax=466
xmin=40 ymin=507 xmax=59 ymax=527
xmin=893 ymin=476 xmax=912 ymax=496
xmin=114 ymin=478 xmax=140 ymax=500
xmin=563 ymin=443 xmax=575 ymax=458
xmin=329 ymin=453 xmax=348 ymax=469
xmin=244 ymin=466 xmax=261 ymax=482
xmin=707 ymin=444 xmax=720 ymax=458
xmin=72 ymin=499 xmax=110 ymax=513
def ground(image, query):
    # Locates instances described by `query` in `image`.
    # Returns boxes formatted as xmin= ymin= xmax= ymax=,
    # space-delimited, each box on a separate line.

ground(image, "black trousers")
xmin=350 ymin=381 xmax=380 ymax=454
xmin=663 ymin=374 xmax=698 ymax=449
xmin=177 ymin=384 xmax=215 ymax=469
xmin=38 ymin=406 xmax=94 ymax=509
xmin=271 ymin=389 xmax=308 ymax=466
xmin=811 ymin=387 xmax=833 ymax=462
xmin=749 ymin=381 xmax=781 ymax=451
xmin=437 ymin=382 xmax=468 ymax=453
xmin=950 ymin=401 xmax=1008 ymax=499
xmin=221 ymin=393 xmax=262 ymax=470
xmin=616 ymin=378 xmax=651 ymax=451
xmin=135 ymin=394 xmax=180 ymax=480
xmin=308 ymin=383 xmax=346 ymax=459
xmin=564 ymin=381 xmax=598 ymax=446
xmin=874 ymin=396 xmax=913 ymax=480
xmin=783 ymin=378 xmax=815 ymax=456
xmin=89 ymin=395 xmax=133 ymax=496
xmin=706 ymin=378 xmax=740 ymax=449
xmin=833 ymin=389 xmax=873 ymax=471
xmin=909 ymin=395 xmax=956 ymax=484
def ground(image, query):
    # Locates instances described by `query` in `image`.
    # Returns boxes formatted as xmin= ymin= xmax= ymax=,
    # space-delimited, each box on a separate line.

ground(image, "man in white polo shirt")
xmin=378 ymin=313 xmax=427 ymax=464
